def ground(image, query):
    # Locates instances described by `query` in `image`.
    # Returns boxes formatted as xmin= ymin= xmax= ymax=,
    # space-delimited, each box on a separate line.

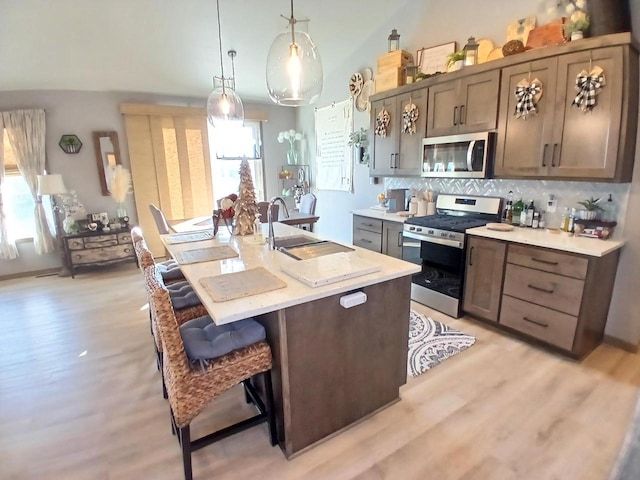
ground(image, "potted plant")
xmin=577 ymin=196 xmax=604 ymax=220
xmin=446 ymin=51 xmax=465 ymax=72
xmin=564 ymin=11 xmax=590 ymax=40
xmin=348 ymin=128 xmax=369 ymax=164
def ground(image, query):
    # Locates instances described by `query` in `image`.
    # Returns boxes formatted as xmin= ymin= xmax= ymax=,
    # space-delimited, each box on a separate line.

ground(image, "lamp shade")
xmin=37 ymin=174 xmax=67 ymax=196
xmin=266 ymin=28 xmax=323 ymax=106
xmin=207 ymin=77 xmax=245 ymax=127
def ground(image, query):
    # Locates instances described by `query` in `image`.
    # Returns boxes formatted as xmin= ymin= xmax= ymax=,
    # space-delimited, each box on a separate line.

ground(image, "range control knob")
xmin=427 ymin=230 xmax=434 ymax=235
xmin=440 ymin=232 xmax=447 ymax=237
xmin=416 ymin=227 xmax=422 ymax=232
xmin=409 ymin=226 xmax=415 ymax=231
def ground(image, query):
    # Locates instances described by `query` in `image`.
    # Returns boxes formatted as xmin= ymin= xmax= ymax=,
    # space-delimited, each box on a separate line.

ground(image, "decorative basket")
xmin=502 ymin=40 xmax=525 ymax=56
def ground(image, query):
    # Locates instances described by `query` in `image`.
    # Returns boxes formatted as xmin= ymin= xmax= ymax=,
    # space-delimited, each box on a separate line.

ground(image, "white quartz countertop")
xmin=161 ymin=223 xmax=419 ymax=325
xmin=466 ymin=226 xmax=625 ymax=257
xmin=351 ymin=208 xmax=410 ymax=223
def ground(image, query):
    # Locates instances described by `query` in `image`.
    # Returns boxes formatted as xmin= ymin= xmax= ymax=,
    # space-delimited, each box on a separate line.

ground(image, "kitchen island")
xmin=161 ymin=223 xmax=419 ymax=458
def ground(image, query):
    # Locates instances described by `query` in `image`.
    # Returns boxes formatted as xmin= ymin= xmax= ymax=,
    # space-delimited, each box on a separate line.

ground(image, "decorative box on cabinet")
xmin=495 ymin=45 xmax=638 ymax=181
xmin=426 ymin=70 xmax=500 ymax=137
xmin=64 ymin=228 xmax=136 ymax=278
xmin=352 ymin=215 xmax=403 ymax=259
xmin=369 ymin=89 xmax=427 ymax=177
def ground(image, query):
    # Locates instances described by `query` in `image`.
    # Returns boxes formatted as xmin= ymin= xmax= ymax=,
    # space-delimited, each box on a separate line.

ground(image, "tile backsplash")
xmin=385 ymin=177 xmax=630 ymax=238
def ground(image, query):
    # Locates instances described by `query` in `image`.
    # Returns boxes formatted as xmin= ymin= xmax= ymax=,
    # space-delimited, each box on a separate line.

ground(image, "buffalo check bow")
xmin=572 ymin=66 xmax=606 ymax=112
xmin=514 ymin=78 xmax=543 ymax=119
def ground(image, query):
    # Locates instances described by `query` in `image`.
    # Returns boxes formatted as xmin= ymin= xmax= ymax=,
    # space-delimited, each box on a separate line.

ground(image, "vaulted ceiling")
xmin=1 ymin=0 xmax=417 ymax=103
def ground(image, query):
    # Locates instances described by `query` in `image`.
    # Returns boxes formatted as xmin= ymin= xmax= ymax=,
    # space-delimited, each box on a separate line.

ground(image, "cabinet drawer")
xmin=503 ymin=263 xmax=584 ymax=316
xmin=69 ymin=244 xmax=134 ymax=265
xmin=353 ymin=228 xmax=382 ymax=252
xmin=507 ymin=244 xmax=588 ymax=280
xmin=67 ymin=238 xmax=85 ymax=250
xmin=500 ymin=295 xmax=577 ymax=351
xmin=353 ymin=216 xmax=382 ymax=234
xmin=118 ymin=232 xmax=132 ymax=244
xmin=85 ymin=239 xmax=118 ymax=248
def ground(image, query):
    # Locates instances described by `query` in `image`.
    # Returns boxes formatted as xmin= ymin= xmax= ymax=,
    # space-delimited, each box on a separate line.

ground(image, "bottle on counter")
xmin=568 ymin=207 xmax=577 ymax=233
xmin=253 ymin=214 xmax=263 ymax=242
xmin=525 ymin=200 xmax=535 ymax=227
xmin=503 ymin=191 xmax=514 ymax=223
xmin=532 ymin=211 xmax=540 ymax=229
xmin=538 ymin=211 xmax=546 ymax=229
xmin=561 ymin=207 xmax=570 ymax=231
xmin=512 ymin=199 xmax=524 ymax=226
xmin=519 ymin=200 xmax=528 ymax=227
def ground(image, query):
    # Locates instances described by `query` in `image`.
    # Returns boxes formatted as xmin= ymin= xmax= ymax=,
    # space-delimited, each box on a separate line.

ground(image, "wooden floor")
xmin=1 ymin=264 xmax=639 ymax=480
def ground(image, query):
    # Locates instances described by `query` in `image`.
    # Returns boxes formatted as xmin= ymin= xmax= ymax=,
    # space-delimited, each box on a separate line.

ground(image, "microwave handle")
xmin=466 ymin=140 xmax=477 ymax=172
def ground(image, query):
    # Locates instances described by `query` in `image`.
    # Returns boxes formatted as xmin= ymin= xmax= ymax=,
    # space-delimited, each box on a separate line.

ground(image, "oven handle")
xmin=467 ymin=140 xmax=476 ymax=172
xmin=403 ymin=231 xmax=463 ymax=249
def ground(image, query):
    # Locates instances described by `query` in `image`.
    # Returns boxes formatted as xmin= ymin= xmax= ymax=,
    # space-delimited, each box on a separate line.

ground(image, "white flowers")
xmin=277 ymin=129 xmax=303 ymax=148
xmin=544 ymin=0 xmax=588 ymax=16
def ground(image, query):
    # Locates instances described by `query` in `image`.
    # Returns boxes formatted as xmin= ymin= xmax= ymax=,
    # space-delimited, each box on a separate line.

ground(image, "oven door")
xmin=401 ymin=232 xmax=422 ymax=265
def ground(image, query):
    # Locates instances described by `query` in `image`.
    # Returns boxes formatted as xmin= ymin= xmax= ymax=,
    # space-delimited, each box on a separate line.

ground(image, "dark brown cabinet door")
xmin=550 ymin=47 xmax=623 ymax=179
xmin=396 ymin=89 xmax=428 ymax=175
xmin=370 ymin=97 xmax=398 ymax=175
xmin=462 ymin=236 xmax=506 ymax=322
xmin=494 ymin=58 xmax=558 ymax=178
xmin=426 ymin=81 xmax=459 ymax=137
xmin=382 ymin=221 xmax=403 ymax=259
xmin=458 ymin=70 xmax=501 ymax=134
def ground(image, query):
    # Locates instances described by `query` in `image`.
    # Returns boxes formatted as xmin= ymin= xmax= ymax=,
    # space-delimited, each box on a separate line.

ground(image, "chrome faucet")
xmin=267 ymin=196 xmax=290 ymax=250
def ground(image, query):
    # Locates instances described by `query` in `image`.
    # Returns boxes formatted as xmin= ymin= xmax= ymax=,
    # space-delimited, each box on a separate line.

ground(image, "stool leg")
xmin=179 ymin=425 xmax=192 ymax=480
xmin=242 ymin=380 xmax=253 ymax=404
xmin=264 ymin=371 xmax=278 ymax=446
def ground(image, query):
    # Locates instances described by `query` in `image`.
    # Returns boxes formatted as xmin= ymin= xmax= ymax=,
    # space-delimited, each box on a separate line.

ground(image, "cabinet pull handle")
xmin=527 ymin=283 xmax=555 ymax=294
xmin=522 ymin=316 xmax=549 ymax=328
xmin=531 ymin=257 xmax=558 ymax=266
xmin=459 ymin=105 xmax=465 ymax=125
xmin=453 ymin=106 xmax=458 ymax=126
xmin=361 ymin=239 xmax=372 ymax=244
xmin=395 ymin=153 xmax=399 ymax=168
xmin=397 ymin=231 xmax=403 ymax=248
xmin=469 ymin=246 xmax=474 ymax=266
xmin=551 ymin=143 xmax=558 ymax=167
xmin=542 ymin=144 xmax=548 ymax=167
xmin=389 ymin=153 xmax=394 ymax=168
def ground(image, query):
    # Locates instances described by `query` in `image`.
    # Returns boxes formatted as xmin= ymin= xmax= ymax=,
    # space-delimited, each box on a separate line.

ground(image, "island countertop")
xmin=161 ymin=222 xmax=419 ymax=325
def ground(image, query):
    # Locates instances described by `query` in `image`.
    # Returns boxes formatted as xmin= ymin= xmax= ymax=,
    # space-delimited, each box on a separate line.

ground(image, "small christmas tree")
xmin=233 ymin=159 xmax=259 ymax=236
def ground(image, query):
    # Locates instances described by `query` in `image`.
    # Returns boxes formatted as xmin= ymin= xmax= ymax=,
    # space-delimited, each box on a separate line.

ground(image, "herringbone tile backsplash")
xmin=385 ymin=177 xmax=630 ymax=237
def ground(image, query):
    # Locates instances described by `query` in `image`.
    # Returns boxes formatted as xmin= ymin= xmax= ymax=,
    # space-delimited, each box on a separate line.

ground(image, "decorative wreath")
xmin=402 ymin=103 xmax=419 ymax=134
xmin=572 ymin=66 xmax=606 ymax=112
xmin=514 ymin=78 xmax=543 ymax=119
xmin=375 ymin=109 xmax=390 ymax=137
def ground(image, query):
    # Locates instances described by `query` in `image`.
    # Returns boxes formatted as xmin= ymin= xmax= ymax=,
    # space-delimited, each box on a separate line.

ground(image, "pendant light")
xmin=207 ymin=0 xmax=244 ymax=127
xmin=266 ymin=0 xmax=323 ymax=106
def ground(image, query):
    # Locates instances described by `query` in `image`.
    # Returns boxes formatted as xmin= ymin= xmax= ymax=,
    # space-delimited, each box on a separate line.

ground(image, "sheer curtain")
xmin=1 ymin=109 xmax=55 ymax=255
xmin=0 ymin=116 xmax=18 ymax=259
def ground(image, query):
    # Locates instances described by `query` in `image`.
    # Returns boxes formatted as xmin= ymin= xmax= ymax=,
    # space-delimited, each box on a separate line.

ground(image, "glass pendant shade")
xmin=266 ymin=27 xmax=323 ymax=106
xmin=207 ymin=77 xmax=244 ymax=127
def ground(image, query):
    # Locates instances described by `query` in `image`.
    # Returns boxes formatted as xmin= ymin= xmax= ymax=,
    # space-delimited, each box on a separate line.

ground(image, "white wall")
xmin=0 ymin=90 xmax=293 ymax=277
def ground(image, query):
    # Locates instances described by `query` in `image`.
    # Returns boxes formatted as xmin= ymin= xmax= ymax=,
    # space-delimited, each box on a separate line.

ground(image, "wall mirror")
xmin=92 ymin=131 xmax=122 ymax=196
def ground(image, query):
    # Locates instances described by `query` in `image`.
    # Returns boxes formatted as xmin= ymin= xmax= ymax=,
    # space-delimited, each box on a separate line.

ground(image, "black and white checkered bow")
xmin=514 ymin=80 xmax=542 ymax=119
xmin=572 ymin=69 xmax=606 ymax=112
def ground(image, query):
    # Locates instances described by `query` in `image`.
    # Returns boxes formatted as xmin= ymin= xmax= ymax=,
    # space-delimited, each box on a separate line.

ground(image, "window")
xmin=2 ymin=130 xmax=37 ymax=240
xmin=210 ymin=121 xmax=265 ymax=202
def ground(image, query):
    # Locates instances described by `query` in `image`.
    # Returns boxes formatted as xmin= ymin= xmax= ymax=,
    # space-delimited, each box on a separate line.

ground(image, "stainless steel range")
xmin=402 ymin=194 xmax=502 ymax=318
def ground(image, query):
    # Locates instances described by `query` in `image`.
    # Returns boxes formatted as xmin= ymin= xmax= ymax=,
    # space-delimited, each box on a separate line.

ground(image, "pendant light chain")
xmin=216 ymin=0 xmax=226 ymax=94
xmin=289 ymin=0 xmax=296 ymax=45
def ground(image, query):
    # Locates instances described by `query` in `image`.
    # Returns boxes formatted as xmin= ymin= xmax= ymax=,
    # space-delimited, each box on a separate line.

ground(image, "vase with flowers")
xmin=107 ymin=165 xmax=133 ymax=219
xmin=277 ymin=129 xmax=303 ymax=165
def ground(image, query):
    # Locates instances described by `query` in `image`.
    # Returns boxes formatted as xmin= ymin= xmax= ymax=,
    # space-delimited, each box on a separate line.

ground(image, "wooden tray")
xmin=200 ymin=267 xmax=287 ymax=302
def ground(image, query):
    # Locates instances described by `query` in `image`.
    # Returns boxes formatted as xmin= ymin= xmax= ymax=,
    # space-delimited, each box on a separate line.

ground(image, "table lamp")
xmin=37 ymin=173 xmax=72 ymax=277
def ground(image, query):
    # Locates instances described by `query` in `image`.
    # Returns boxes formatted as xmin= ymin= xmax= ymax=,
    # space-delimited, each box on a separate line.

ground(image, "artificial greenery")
xmin=564 ymin=12 xmax=590 ymax=35
xmin=348 ymin=128 xmax=370 ymax=165
xmin=578 ymin=197 xmax=604 ymax=211
xmin=446 ymin=51 xmax=465 ymax=68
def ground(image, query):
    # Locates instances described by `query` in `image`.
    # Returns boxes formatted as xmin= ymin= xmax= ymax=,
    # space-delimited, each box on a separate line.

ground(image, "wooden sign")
xmin=526 ymin=18 xmax=567 ymax=49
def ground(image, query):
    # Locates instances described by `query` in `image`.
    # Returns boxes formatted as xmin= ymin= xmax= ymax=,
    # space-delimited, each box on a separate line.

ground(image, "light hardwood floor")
xmin=1 ymin=264 xmax=639 ymax=480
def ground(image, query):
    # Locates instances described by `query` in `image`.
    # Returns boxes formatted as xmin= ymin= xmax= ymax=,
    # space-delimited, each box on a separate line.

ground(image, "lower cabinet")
xmin=64 ymin=229 xmax=136 ymax=278
xmin=352 ymin=215 xmax=403 ymax=259
xmin=462 ymin=237 xmax=506 ymax=323
xmin=463 ymin=237 xmax=620 ymax=359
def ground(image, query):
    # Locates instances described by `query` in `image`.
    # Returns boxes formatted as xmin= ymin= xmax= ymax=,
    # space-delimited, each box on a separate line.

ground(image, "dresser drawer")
xmin=118 ymin=232 xmax=132 ymax=244
xmin=500 ymin=295 xmax=577 ymax=351
xmin=69 ymin=244 xmax=135 ymax=265
xmin=503 ymin=263 xmax=584 ymax=316
xmin=353 ymin=228 xmax=382 ymax=252
xmin=353 ymin=216 xmax=383 ymax=234
xmin=507 ymin=244 xmax=588 ymax=280
xmin=67 ymin=238 xmax=85 ymax=250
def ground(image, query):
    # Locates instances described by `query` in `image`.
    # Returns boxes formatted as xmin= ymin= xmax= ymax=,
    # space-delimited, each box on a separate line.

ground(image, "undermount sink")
xmin=275 ymin=236 xmax=354 ymax=261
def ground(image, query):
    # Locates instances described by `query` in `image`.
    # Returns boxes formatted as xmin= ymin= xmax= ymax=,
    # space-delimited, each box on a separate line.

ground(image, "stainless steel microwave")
xmin=421 ymin=132 xmax=495 ymax=178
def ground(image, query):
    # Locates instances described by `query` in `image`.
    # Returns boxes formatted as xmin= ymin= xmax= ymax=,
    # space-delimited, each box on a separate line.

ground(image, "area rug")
xmin=609 ymin=393 xmax=640 ymax=480
xmin=408 ymin=310 xmax=476 ymax=377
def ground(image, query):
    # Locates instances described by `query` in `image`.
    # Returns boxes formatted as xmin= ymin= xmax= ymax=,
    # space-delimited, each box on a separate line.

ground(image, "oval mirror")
xmin=92 ymin=131 xmax=122 ymax=196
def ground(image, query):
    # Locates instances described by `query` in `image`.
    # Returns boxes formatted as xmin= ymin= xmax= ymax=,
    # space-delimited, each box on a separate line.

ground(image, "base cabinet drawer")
xmin=353 ymin=228 xmax=382 ymax=252
xmin=507 ymin=244 xmax=588 ymax=279
xmin=500 ymin=295 xmax=578 ymax=351
xmin=353 ymin=216 xmax=383 ymax=234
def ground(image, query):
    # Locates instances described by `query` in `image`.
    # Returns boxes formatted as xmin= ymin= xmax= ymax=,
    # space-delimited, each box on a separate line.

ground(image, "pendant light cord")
xmin=289 ymin=0 xmax=296 ymax=45
xmin=216 ymin=0 xmax=226 ymax=93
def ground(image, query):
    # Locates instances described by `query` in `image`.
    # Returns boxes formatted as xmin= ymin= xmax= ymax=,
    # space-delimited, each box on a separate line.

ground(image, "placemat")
xmin=165 ymin=231 xmax=214 ymax=244
xmin=199 ymin=267 xmax=287 ymax=302
xmin=174 ymin=245 xmax=238 ymax=264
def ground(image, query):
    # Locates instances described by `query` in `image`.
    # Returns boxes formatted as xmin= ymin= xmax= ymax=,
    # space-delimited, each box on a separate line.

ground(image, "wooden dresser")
xmin=63 ymin=228 xmax=136 ymax=278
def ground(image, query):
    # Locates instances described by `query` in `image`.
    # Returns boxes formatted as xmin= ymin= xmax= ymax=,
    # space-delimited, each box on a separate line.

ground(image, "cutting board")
xmin=281 ymin=252 xmax=381 ymax=288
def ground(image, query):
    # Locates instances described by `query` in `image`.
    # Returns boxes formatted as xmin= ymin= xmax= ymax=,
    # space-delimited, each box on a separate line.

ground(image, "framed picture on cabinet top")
xmin=417 ymin=41 xmax=456 ymax=75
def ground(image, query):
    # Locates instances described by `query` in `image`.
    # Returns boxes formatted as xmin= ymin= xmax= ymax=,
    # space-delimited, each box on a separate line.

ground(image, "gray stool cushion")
xmin=167 ymin=282 xmax=200 ymax=310
xmin=179 ymin=315 xmax=266 ymax=369
xmin=158 ymin=260 xmax=183 ymax=281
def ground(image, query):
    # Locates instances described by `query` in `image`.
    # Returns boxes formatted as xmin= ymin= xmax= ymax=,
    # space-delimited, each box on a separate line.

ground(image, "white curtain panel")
xmin=1 ymin=109 xmax=56 ymax=255
xmin=0 ymin=116 xmax=18 ymax=259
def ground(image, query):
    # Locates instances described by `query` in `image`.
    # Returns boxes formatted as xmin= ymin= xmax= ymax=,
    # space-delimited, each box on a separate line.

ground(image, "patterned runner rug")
xmin=408 ymin=310 xmax=476 ymax=377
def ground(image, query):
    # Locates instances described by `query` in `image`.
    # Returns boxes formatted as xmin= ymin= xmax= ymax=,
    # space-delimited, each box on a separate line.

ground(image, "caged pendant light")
xmin=207 ymin=0 xmax=244 ymax=127
xmin=266 ymin=0 xmax=323 ymax=106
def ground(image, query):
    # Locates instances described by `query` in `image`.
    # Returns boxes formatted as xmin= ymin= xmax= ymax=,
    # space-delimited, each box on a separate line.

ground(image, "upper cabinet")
xmin=495 ymin=44 xmax=638 ymax=182
xmin=426 ymin=70 xmax=500 ymax=137
xmin=370 ymin=89 xmax=427 ymax=176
